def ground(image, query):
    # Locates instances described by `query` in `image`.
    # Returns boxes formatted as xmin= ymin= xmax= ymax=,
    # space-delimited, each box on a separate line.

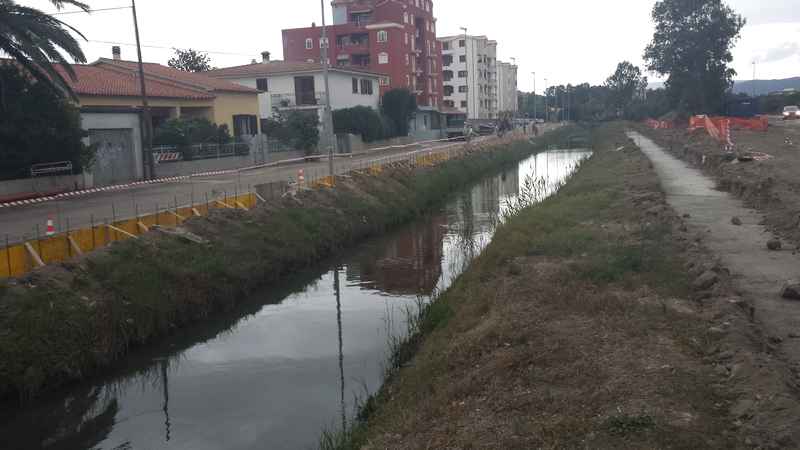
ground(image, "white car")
xmin=784 ymin=105 xmax=799 ymax=120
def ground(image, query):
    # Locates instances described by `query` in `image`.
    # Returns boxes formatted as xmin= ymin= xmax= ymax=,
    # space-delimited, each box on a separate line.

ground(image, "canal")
xmin=0 ymin=149 xmax=590 ymax=450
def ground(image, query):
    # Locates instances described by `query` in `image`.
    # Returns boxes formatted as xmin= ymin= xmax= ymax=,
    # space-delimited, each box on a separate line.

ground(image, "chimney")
xmin=112 ymin=46 xmax=121 ymax=61
xmin=261 ymin=51 xmax=271 ymax=64
xmin=312 ymin=22 xmax=316 ymax=28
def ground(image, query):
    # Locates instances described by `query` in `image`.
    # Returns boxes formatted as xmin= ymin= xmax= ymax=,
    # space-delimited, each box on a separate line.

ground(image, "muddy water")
xmin=0 ymin=150 xmax=590 ymax=450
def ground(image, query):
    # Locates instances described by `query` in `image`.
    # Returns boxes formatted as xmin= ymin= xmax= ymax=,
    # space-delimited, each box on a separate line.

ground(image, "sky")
xmin=22 ymin=0 xmax=800 ymax=92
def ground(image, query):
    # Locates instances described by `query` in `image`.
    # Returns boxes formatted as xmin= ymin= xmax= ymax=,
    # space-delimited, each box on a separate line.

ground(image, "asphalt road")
xmin=0 ymin=137 xmax=488 ymax=245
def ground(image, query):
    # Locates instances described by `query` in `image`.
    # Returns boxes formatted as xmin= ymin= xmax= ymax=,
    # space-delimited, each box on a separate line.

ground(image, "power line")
xmin=87 ymin=40 xmax=259 ymax=58
xmin=51 ymin=6 xmax=131 ymax=16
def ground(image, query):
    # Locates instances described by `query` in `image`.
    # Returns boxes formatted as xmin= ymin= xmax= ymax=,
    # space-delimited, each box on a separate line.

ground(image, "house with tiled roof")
xmin=205 ymin=52 xmax=382 ymax=122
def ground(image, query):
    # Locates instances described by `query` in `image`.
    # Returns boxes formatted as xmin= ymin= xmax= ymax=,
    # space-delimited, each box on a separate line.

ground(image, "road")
xmin=0 ymin=136 xmax=494 ymax=245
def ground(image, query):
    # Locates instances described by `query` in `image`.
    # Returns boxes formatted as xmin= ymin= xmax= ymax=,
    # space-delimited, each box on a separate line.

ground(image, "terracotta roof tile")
xmin=96 ymin=59 xmax=259 ymax=93
xmin=56 ymin=64 xmax=215 ymax=100
xmin=205 ymin=60 xmax=382 ymax=78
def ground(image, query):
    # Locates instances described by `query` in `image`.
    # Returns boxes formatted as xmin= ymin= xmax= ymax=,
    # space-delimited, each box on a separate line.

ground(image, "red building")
xmin=282 ymin=0 xmax=442 ymax=109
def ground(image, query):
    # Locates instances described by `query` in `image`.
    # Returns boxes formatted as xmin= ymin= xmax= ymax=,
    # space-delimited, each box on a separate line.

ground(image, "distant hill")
xmin=648 ymin=77 xmax=800 ymax=96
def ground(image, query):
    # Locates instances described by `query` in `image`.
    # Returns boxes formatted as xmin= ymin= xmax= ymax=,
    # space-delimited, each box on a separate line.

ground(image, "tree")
xmin=0 ymin=64 xmax=94 ymax=180
xmin=644 ymin=0 xmax=745 ymax=114
xmin=333 ymin=106 xmax=390 ymax=142
xmin=605 ymin=61 xmax=648 ymax=118
xmin=381 ymin=89 xmax=417 ymax=136
xmin=0 ymin=0 xmax=89 ymax=101
xmin=167 ymin=48 xmax=213 ymax=73
xmin=263 ymin=111 xmax=320 ymax=155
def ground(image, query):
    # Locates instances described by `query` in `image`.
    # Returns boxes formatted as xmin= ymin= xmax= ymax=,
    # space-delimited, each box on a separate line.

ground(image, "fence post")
xmin=5 ymin=234 xmax=11 ymax=278
xmin=111 ymin=202 xmax=117 ymax=241
xmin=205 ymin=192 xmax=209 ymax=213
xmin=35 ymin=224 xmax=42 ymax=263
xmin=66 ymin=217 xmax=71 ymax=258
xmin=90 ymin=214 xmax=96 ymax=250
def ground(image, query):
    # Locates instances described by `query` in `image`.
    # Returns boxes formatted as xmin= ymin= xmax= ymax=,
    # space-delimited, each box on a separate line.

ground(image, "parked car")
xmin=784 ymin=105 xmax=799 ymax=120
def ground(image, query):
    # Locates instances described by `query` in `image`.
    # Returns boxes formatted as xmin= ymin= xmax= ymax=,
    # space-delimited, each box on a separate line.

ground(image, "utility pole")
xmin=321 ymin=0 xmax=335 ymax=179
xmin=752 ymin=61 xmax=757 ymax=98
xmin=460 ymin=27 xmax=469 ymax=121
xmin=532 ymin=72 xmax=536 ymax=122
xmin=131 ymin=0 xmax=154 ymax=180
xmin=544 ymin=78 xmax=548 ymax=123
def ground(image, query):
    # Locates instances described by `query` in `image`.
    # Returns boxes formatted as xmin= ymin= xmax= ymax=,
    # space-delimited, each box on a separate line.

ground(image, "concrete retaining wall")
xmin=153 ymin=150 xmax=307 ymax=178
xmin=0 ymin=174 xmax=89 ymax=201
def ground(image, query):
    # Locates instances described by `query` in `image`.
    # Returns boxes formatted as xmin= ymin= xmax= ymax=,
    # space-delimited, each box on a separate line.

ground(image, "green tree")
xmin=333 ymin=106 xmax=390 ymax=142
xmin=644 ymin=0 xmax=745 ymax=114
xmin=0 ymin=0 xmax=89 ymax=101
xmin=167 ymin=48 xmax=213 ymax=73
xmin=0 ymin=64 xmax=94 ymax=180
xmin=605 ymin=61 xmax=648 ymax=118
xmin=381 ymin=89 xmax=417 ymax=136
xmin=263 ymin=111 xmax=320 ymax=155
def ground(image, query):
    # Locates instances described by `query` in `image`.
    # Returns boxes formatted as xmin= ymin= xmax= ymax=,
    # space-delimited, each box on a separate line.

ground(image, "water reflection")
xmin=0 ymin=149 xmax=590 ymax=450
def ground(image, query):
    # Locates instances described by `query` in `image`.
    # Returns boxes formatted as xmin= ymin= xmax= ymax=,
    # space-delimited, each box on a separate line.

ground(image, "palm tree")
xmin=0 ymin=0 xmax=90 ymax=100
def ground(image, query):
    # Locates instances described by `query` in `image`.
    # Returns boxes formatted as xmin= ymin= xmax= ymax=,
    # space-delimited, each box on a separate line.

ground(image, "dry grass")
xmin=334 ymin=123 xmax=747 ymax=450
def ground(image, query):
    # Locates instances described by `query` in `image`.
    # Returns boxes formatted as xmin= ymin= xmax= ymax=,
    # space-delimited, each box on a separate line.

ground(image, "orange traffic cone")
xmin=46 ymin=216 xmax=56 ymax=237
xmin=298 ymin=169 xmax=306 ymax=185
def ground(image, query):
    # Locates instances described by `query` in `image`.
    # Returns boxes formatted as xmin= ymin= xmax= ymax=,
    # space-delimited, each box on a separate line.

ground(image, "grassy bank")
xmin=0 ymin=131 xmax=579 ymax=402
xmin=326 ymin=123 xmax=747 ymax=449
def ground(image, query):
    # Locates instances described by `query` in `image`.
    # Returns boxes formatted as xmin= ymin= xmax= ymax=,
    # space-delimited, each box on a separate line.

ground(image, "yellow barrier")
xmin=0 ymin=192 xmax=256 ymax=279
xmin=0 ymin=133 xmax=518 ymax=279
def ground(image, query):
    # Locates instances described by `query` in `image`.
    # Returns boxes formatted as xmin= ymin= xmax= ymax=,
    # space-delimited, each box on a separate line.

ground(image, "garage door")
xmin=90 ymin=129 xmax=135 ymax=186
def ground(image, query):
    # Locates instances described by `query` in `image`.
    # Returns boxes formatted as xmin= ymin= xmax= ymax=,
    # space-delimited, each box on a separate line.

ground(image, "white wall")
xmin=440 ymin=36 xmax=498 ymax=120
xmin=221 ymin=70 xmax=380 ymax=120
xmin=80 ymin=112 xmax=144 ymax=181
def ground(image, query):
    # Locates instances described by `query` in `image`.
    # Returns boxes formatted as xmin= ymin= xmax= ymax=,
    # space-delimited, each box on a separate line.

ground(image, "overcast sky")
xmin=24 ymin=0 xmax=800 ymax=91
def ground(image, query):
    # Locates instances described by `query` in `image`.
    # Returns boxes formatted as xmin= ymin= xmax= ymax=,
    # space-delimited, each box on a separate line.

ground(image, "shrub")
xmin=153 ymin=118 xmax=231 ymax=147
xmin=262 ymin=111 xmax=320 ymax=155
xmin=333 ymin=106 xmax=391 ymax=142
xmin=381 ymin=89 xmax=417 ymax=136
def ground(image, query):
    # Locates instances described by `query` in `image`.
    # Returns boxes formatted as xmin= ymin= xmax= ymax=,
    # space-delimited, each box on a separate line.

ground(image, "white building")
xmin=496 ymin=61 xmax=518 ymax=115
xmin=439 ymin=35 xmax=498 ymax=120
xmin=206 ymin=54 xmax=382 ymax=123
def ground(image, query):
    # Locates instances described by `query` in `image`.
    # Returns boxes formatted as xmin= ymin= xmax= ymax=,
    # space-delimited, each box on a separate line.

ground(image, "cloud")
xmin=729 ymin=0 xmax=800 ymax=25
xmin=755 ymin=42 xmax=800 ymax=63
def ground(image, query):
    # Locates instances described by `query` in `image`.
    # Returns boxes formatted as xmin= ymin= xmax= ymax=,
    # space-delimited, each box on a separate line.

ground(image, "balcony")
xmin=270 ymin=92 xmax=327 ymax=110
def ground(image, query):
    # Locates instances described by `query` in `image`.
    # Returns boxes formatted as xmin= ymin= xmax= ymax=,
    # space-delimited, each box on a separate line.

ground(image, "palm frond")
xmin=49 ymin=0 xmax=90 ymax=12
xmin=0 ymin=0 xmax=88 ymax=99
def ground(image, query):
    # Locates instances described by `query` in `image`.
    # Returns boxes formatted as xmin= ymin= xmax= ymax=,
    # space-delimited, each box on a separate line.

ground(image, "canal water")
xmin=0 ymin=149 xmax=590 ymax=450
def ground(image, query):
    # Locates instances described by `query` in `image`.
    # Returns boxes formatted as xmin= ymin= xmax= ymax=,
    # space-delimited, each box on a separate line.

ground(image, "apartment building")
xmin=282 ymin=0 xmax=443 ymax=110
xmin=439 ymin=35 xmax=498 ymax=120
xmin=497 ymin=61 xmax=519 ymax=115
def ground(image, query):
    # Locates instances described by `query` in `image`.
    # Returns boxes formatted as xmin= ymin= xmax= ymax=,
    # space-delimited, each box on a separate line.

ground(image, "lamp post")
xmin=320 ymin=0 xmax=335 ymax=178
xmin=460 ymin=27 xmax=468 ymax=121
xmin=544 ymin=77 xmax=548 ymax=123
xmin=531 ymin=72 xmax=536 ymax=122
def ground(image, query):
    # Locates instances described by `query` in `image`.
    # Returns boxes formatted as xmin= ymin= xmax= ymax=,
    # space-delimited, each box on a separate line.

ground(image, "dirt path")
xmin=628 ymin=131 xmax=800 ymax=359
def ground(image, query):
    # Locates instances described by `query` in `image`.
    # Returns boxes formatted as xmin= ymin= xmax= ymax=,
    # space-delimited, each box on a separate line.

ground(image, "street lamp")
xmin=460 ymin=26 xmax=469 ymax=121
xmin=544 ymin=77 xmax=548 ymax=123
xmin=320 ymin=0 xmax=335 ymax=179
xmin=531 ymin=72 xmax=536 ymax=122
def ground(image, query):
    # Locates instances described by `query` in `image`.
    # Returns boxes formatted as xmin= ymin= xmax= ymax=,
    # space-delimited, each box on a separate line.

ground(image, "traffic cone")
xmin=46 ymin=216 xmax=56 ymax=237
xmin=298 ymin=169 xmax=305 ymax=185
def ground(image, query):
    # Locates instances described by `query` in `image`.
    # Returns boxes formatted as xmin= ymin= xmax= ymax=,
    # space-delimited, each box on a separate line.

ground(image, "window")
xmin=377 ymin=30 xmax=388 ymax=43
xmin=442 ymin=42 xmax=450 ymax=51
xmin=319 ymin=37 xmax=329 ymax=48
xmin=444 ymin=100 xmax=454 ymax=107
xmin=459 ymin=40 xmax=466 ymax=48
xmin=305 ymin=38 xmax=313 ymax=49
xmin=378 ymin=52 xmax=389 ymax=64
xmin=256 ymin=78 xmax=269 ymax=91
xmin=380 ymin=77 xmax=390 ymax=86
xmin=233 ymin=115 xmax=258 ymax=136
xmin=461 ymin=101 xmax=467 ymax=108
xmin=405 ymin=54 xmax=410 ymax=66
xmin=442 ymin=55 xmax=452 ymax=66
xmin=360 ymin=79 xmax=373 ymax=95
xmin=406 ymin=74 xmax=410 ymax=86
xmin=405 ymin=33 xmax=409 ymax=46
xmin=459 ymin=55 xmax=466 ymax=63
xmin=443 ymin=70 xmax=453 ymax=81
xmin=352 ymin=77 xmax=359 ymax=94
xmin=403 ymin=12 xmax=408 ymax=23
xmin=444 ymin=85 xmax=454 ymax=96
xmin=459 ymin=85 xmax=468 ymax=93
xmin=458 ymin=70 xmax=467 ymax=78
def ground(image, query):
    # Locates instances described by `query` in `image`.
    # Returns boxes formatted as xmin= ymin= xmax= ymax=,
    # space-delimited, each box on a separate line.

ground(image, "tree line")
xmin=519 ymin=0 xmax=746 ymax=121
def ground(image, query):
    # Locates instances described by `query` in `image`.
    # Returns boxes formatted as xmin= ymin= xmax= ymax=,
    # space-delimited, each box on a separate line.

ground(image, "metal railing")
xmin=270 ymin=92 xmax=327 ymax=109
xmin=152 ymin=143 xmax=251 ymax=162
